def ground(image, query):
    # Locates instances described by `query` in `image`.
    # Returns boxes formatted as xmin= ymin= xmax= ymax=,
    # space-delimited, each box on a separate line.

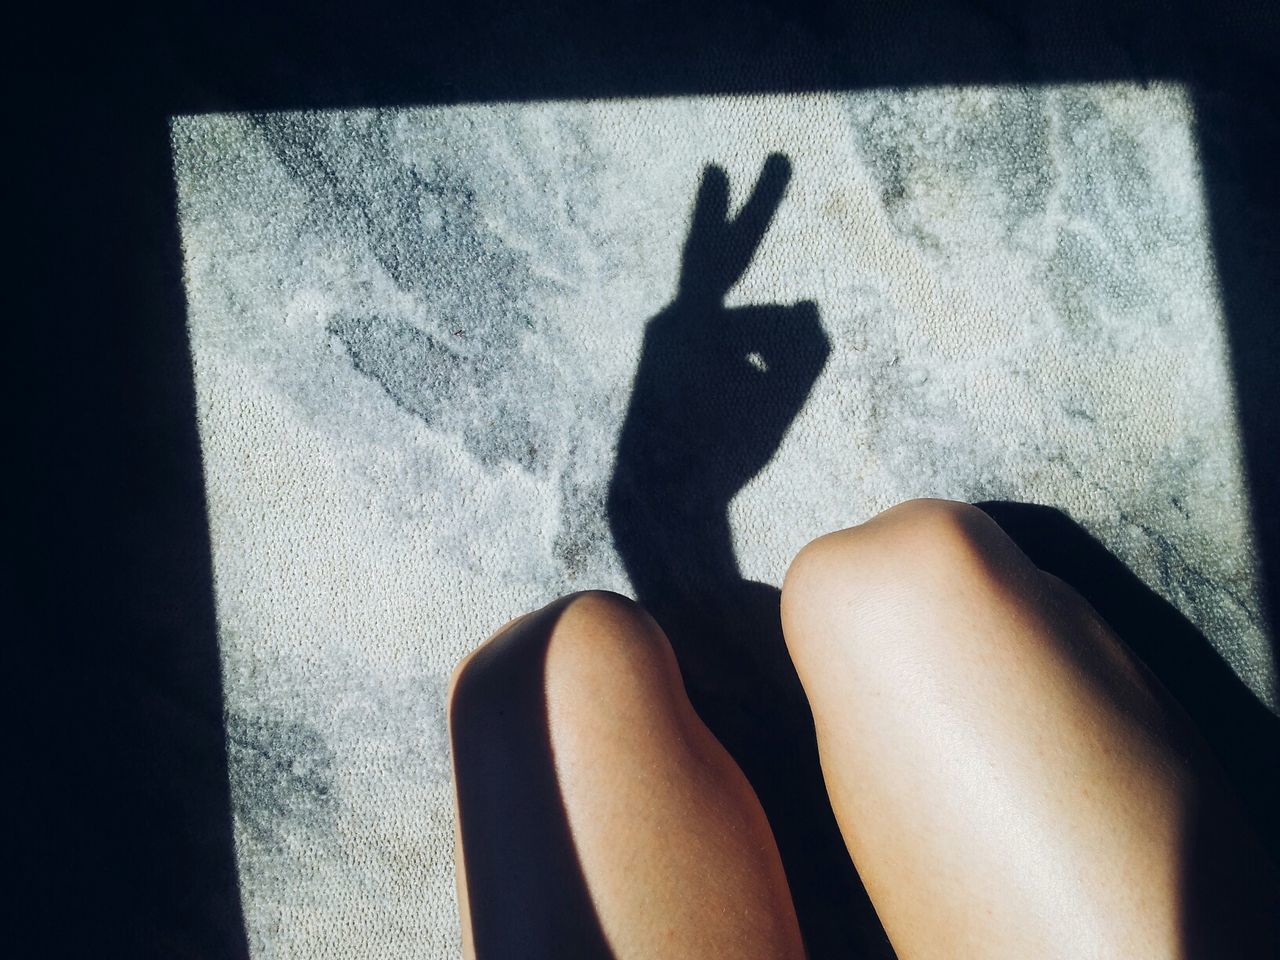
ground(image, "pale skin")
xmin=448 ymin=498 xmax=1278 ymax=958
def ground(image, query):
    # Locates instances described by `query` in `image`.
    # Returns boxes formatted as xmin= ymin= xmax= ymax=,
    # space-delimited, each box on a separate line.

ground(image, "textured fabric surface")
xmin=172 ymin=84 xmax=1273 ymax=957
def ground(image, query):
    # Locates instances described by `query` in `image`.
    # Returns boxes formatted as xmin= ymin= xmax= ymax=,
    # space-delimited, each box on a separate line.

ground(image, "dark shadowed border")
xmin=29 ymin=2 xmax=1278 ymax=956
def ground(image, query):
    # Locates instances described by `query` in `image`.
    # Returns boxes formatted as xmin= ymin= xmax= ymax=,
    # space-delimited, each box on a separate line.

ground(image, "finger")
xmin=727 ymin=153 xmax=791 ymax=268
xmin=726 ymin=301 xmax=824 ymax=350
xmin=729 ymin=302 xmax=829 ymax=383
xmin=687 ymin=164 xmax=730 ymax=247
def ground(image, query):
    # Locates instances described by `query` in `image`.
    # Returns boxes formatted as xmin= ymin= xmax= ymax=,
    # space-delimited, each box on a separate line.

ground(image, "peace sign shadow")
xmin=608 ymin=154 xmax=894 ymax=958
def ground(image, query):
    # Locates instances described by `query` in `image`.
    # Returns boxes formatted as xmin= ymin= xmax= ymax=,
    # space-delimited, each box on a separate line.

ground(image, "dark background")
xmin=27 ymin=2 xmax=1277 ymax=957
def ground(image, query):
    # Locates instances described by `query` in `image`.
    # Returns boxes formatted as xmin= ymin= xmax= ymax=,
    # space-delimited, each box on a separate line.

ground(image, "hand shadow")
xmin=607 ymin=154 xmax=895 ymax=959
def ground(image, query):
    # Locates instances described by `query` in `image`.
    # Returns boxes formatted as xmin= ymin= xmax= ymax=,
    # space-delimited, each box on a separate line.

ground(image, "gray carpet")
xmin=171 ymin=82 xmax=1274 ymax=957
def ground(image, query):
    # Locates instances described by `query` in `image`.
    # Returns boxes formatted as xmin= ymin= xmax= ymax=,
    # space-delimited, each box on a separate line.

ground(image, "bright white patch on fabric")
xmin=170 ymin=84 xmax=1271 ymax=958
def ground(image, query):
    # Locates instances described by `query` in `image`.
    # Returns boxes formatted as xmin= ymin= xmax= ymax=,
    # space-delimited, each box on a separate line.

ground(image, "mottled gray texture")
xmin=172 ymin=85 xmax=1274 ymax=958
